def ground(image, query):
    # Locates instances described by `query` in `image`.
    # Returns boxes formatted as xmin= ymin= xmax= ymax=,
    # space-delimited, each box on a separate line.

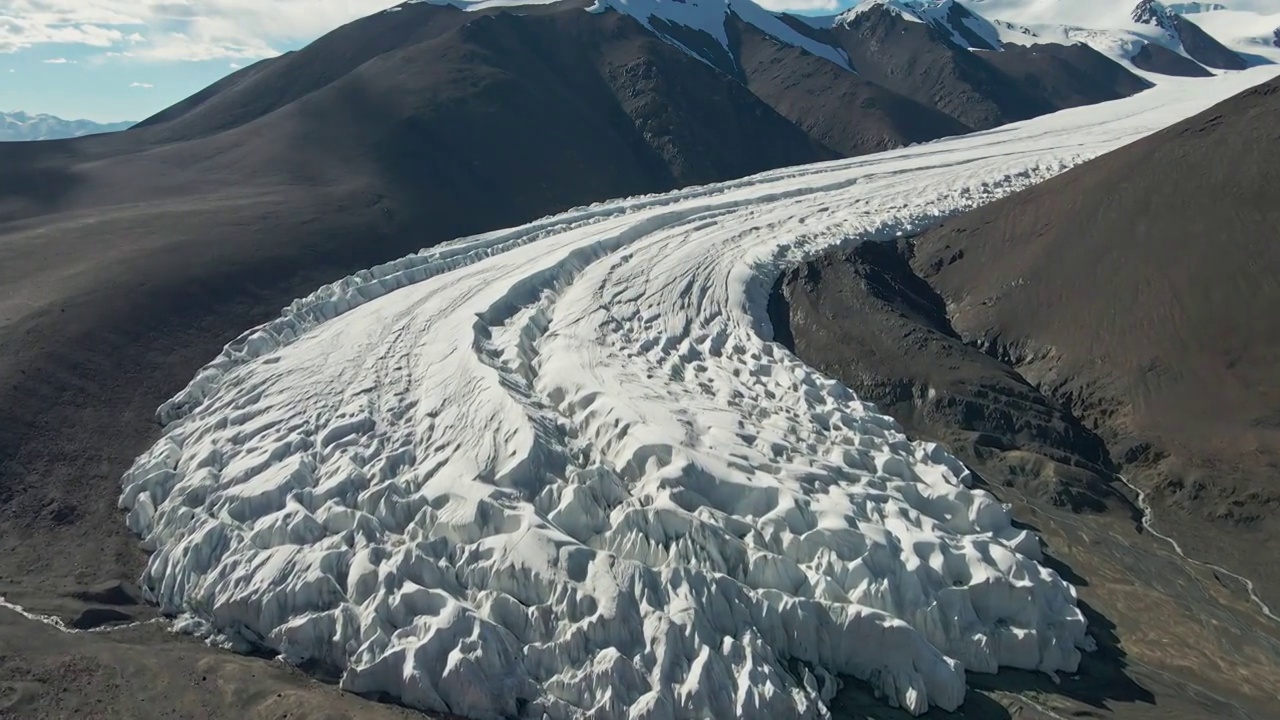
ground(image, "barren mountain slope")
xmin=779 ymin=76 xmax=1280 ymax=719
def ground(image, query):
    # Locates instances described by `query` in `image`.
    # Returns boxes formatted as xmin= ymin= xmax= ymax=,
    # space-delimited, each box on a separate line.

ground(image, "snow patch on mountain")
xmin=402 ymin=0 xmax=850 ymax=70
xmin=836 ymin=0 xmax=1004 ymax=50
xmin=120 ymin=65 xmax=1279 ymax=719
xmin=959 ymin=0 xmax=1270 ymax=69
xmin=836 ymin=0 xmax=927 ymax=24
xmin=1190 ymin=8 xmax=1280 ymax=61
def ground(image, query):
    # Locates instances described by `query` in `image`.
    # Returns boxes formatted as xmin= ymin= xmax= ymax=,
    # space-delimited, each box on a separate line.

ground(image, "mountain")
xmin=946 ymin=0 xmax=1267 ymax=76
xmin=1131 ymin=0 xmax=1248 ymax=68
xmin=822 ymin=1 xmax=1151 ymax=131
xmin=0 ymin=111 xmax=134 ymax=141
xmin=777 ymin=72 xmax=1280 ymax=718
xmin=912 ymin=76 xmax=1280 ymax=602
xmin=1131 ymin=36 xmax=1217 ymax=76
xmin=784 ymin=73 xmax=1280 ymax=623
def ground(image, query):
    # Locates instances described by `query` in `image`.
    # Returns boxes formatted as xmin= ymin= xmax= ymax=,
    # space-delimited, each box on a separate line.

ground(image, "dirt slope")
xmin=908 ymin=76 xmax=1280 ymax=603
xmin=777 ymin=77 xmax=1280 ymax=710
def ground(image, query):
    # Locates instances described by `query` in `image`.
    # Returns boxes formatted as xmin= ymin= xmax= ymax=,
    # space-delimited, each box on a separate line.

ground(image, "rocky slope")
xmin=774 ymin=239 xmax=1120 ymax=515
xmin=781 ymin=75 xmax=1280 ymax=704
xmin=777 ymin=76 xmax=1280 ymax=720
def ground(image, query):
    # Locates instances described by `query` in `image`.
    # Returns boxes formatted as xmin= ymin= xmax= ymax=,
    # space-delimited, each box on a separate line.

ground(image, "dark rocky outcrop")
xmin=727 ymin=15 xmax=973 ymax=156
xmin=1131 ymin=41 xmax=1214 ymax=77
xmin=830 ymin=4 xmax=1150 ymax=131
xmin=776 ymin=240 xmax=1120 ymax=513
xmin=1132 ymin=0 xmax=1248 ymax=70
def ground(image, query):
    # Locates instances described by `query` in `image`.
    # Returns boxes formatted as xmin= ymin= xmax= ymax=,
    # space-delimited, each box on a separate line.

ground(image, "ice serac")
xmin=120 ymin=69 xmax=1277 ymax=719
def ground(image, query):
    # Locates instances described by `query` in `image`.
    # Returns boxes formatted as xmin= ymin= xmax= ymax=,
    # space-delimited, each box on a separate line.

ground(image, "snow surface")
xmin=120 ymin=66 xmax=1279 ymax=719
xmin=1192 ymin=8 xmax=1280 ymax=61
xmin=813 ymin=0 xmax=1271 ymax=72
xmin=823 ymin=0 xmax=1266 ymax=72
xmin=957 ymin=0 xmax=1280 ymax=63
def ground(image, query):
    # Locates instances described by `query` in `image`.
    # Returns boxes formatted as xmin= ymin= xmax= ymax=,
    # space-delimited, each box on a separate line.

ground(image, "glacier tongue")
xmin=121 ymin=68 xmax=1277 ymax=720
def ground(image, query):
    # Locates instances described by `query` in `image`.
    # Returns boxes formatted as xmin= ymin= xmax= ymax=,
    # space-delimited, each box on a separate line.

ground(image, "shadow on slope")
xmin=830 ymin=598 xmax=1152 ymax=719
xmin=0 ymin=140 xmax=85 ymax=219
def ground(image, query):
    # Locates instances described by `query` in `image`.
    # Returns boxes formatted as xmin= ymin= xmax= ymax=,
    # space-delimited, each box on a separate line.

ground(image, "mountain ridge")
xmin=0 ymin=111 xmax=134 ymax=142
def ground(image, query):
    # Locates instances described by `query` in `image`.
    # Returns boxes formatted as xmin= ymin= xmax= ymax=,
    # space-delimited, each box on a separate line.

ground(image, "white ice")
xmin=120 ymin=67 xmax=1279 ymax=720
xmin=958 ymin=0 xmax=1280 ymax=66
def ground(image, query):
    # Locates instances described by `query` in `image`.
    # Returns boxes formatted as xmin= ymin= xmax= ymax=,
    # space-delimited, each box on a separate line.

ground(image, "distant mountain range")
xmin=0 ymin=111 xmax=134 ymax=141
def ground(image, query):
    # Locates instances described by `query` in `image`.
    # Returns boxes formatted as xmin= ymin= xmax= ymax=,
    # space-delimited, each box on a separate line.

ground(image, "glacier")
xmin=120 ymin=67 xmax=1278 ymax=720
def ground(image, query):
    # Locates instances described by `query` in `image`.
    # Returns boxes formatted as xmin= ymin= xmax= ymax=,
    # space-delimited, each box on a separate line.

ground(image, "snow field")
xmin=121 ymin=67 xmax=1278 ymax=719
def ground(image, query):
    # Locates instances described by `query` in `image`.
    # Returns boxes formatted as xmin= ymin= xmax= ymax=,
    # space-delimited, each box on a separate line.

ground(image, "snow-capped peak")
xmin=1132 ymin=0 xmax=1178 ymax=32
xmin=403 ymin=0 xmax=850 ymax=70
xmin=837 ymin=0 xmax=914 ymax=22
xmin=606 ymin=0 xmax=850 ymax=69
xmin=1 ymin=111 xmax=134 ymax=142
xmin=837 ymin=0 xmax=1004 ymax=51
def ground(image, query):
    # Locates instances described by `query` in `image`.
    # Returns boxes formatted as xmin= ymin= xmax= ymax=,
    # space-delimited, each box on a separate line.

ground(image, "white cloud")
xmin=42 ymin=56 xmax=74 ymax=63
xmin=0 ymin=1 xmax=401 ymax=61
xmin=2 ymin=0 xmax=846 ymax=62
xmin=1 ymin=16 xmax=127 ymax=53
xmin=129 ymin=80 xmax=153 ymax=87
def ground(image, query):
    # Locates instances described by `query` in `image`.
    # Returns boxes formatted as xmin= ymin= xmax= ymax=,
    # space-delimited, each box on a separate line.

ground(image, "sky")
xmin=0 ymin=0 xmax=853 ymax=123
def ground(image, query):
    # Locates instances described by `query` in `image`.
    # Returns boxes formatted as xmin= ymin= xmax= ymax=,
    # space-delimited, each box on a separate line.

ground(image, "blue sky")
xmin=1 ymin=0 xmax=851 ymax=123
